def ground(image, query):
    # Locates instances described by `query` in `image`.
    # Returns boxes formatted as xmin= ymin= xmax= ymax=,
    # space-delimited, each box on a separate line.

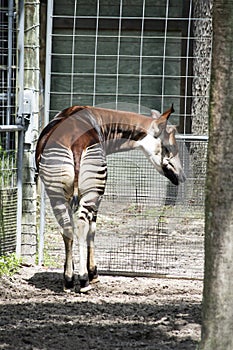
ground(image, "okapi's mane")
xmin=35 ymin=105 xmax=88 ymax=171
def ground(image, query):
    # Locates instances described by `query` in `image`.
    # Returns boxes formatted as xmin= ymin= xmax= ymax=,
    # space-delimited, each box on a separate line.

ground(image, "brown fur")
xmin=35 ymin=106 xmax=88 ymax=170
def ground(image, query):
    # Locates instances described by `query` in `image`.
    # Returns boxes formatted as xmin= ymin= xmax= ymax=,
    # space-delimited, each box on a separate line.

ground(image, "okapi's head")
xmin=139 ymin=105 xmax=186 ymax=186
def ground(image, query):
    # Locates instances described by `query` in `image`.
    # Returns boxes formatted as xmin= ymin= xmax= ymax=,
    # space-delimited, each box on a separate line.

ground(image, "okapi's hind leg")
xmin=76 ymin=216 xmax=99 ymax=293
xmin=49 ymin=195 xmax=75 ymax=291
xmin=87 ymin=215 xmax=99 ymax=284
xmin=77 ymin=204 xmax=102 ymax=293
xmin=62 ymin=233 xmax=75 ymax=291
xmin=77 ymin=218 xmax=92 ymax=293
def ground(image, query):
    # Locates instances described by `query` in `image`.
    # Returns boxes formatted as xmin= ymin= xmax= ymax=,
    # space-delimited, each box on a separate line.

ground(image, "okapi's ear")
xmin=161 ymin=104 xmax=174 ymax=121
xmin=150 ymin=105 xmax=175 ymax=137
xmin=156 ymin=104 xmax=174 ymax=128
xmin=150 ymin=109 xmax=161 ymax=120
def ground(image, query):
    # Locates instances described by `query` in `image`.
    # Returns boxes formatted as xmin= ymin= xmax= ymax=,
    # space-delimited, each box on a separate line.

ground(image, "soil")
xmin=0 ymin=266 xmax=202 ymax=350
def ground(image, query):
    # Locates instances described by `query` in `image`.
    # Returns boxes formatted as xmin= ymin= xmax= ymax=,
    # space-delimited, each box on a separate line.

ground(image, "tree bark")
xmin=189 ymin=0 xmax=212 ymax=204
xmin=192 ymin=0 xmax=212 ymax=136
xmin=199 ymin=1 xmax=233 ymax=349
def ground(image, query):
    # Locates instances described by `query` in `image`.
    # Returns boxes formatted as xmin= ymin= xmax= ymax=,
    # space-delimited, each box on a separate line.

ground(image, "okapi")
xmin=36 ymin=105 xmax=186 ymax=292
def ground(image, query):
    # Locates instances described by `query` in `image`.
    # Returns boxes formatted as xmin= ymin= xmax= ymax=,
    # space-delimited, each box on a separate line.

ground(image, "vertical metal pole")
xmin=16 ymin=128 xmax=24 ymax=257
xmin=161 ymin=0 xmax=169 ymax=114
xmin=16 ymin=0 xmax=24 ymax=258
xmin=38 ymin=181 xmax=45 ymax=266
xmin=6 ymin=0 xmax=14 ymax=149
xmin=17 ymin=0 xmax=24 ymax=122
xmin=38 ymin=0 xmax=54 ymax=266
xmin=44 ymin=0 xmax=53 ymax=124
xmin=7 ymin=0 xmax=13 ymax=125
xmin=138 ymin=0 xmax=145 ymax=114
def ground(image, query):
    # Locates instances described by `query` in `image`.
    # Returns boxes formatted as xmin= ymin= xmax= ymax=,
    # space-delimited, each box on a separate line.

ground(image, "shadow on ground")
xmin=0 ymin=271 xmax=201 ymax=350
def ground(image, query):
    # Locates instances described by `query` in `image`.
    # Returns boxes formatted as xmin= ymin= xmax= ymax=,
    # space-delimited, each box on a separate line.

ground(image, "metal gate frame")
xmin=0 ymin=0 xmax=25 ymax=257
xmin=0 ymin=125 xmax=24 ymax=256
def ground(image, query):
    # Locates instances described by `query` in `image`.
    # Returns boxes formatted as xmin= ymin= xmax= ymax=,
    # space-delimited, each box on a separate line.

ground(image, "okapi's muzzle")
xmin=162 ymin=166 xmax=186 ymax=186
xmin=162 ymin=161 xmax=186 ymax=186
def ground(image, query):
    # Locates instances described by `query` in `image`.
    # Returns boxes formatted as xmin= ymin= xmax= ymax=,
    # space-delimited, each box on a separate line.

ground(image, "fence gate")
xmin=41 ymin=0 xmax=212 ymax=279
xmin=0 ymin=0 xmax=24 ymax=256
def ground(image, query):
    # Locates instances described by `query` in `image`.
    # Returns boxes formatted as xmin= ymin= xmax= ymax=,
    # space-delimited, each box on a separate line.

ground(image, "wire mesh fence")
xmin=0 ymin=130 xmax=18 ymax=255
xmin=45 ymin=0 xmax=212 ymax=134
xmin=0 ymin=1 xmax=21 ymax=256
xmin=0 ymin=0 xmax=17 ymax=127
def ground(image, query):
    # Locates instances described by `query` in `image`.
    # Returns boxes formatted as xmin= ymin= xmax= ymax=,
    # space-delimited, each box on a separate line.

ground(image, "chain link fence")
xmin=0 ymin=128 xmax=23 ymax=256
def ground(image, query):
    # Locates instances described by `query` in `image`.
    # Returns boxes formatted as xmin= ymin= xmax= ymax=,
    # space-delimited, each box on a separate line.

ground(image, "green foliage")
xmin=0 ymin=253 xmax=21 ymax=276
xmin=0 ymin=151 xmax=17 ymax=189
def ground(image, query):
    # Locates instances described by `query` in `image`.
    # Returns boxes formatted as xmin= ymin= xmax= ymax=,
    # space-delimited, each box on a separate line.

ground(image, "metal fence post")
xmin=16 ymin=128 xmax=24 ymax=257
xmin=38 ymin=181 xmax=45 ymax=266
xmin=38 ymin=0 xmax=54 ymax=266
xmin=15 ymin=0 xmax=25 ymax=258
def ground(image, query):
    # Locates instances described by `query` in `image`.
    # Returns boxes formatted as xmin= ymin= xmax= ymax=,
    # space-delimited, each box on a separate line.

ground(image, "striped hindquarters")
xmin=39 ymin=142 xmax=107 ymax=223
xmin=78 ymin=143 xmax=107 ymax=221
xmin=39 ymin=144 xmax=75 ymax=201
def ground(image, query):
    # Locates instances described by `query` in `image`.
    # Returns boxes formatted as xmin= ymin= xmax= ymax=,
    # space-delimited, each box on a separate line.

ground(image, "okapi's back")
xmin=35 ymin=106 xmax=88 ymax=170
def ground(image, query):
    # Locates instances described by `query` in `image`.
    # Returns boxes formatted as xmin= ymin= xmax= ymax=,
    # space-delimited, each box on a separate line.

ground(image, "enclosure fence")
xmin=0 ymin=126 xmax=24 ymax=256
xmin=41 ymin=0 xmax=212 ymax=279
xmin=44 ymin=0 xmax=211 ymax=132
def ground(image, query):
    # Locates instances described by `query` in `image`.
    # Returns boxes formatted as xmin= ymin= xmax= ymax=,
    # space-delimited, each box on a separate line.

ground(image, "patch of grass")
xmin=37 ymin=248 xmax=60 ymax=268
xmin=35 ymin=242 xmax=60 ymax=268
xmin=0 ymin=253 xmax=21 ymax=276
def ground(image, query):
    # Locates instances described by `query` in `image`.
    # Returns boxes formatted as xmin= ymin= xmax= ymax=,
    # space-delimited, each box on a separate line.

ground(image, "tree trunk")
xmin=192 ymin=0 xmax=212 ymax=136
xmin=190 ymin=0 xmax=212 ymax=204
xmin=199 ymin=1 xmax=233 ymax=349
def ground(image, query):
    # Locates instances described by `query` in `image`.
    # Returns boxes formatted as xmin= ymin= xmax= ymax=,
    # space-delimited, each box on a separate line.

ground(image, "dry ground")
xmin=0 ymin=266 xmax=202 ymax=350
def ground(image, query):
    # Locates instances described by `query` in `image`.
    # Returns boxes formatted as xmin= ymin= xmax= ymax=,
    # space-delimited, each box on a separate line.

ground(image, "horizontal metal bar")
xmin=51 ymin=71 xmax=199 ymax=79
xmin=176 ymin=134 xmax=208 ymax=141
xmin=51 ymin=33 xmax=211 ymax=41
xmin=49 ymin=91 xmax=209 ymax=99
xmin=52 ymin=14 xmax=211 ymax=22
xmin=51 ymin=52 xmax=210 ymax=61
xmin=0 ymin=125 xmax=24 ymax=132
xmin=98 ymin=270 xmax=203 ymax=281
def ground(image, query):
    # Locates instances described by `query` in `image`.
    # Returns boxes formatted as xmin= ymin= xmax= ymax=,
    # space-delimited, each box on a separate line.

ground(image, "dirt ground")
xmin=0 ymin=266 xmax=202 ymax=350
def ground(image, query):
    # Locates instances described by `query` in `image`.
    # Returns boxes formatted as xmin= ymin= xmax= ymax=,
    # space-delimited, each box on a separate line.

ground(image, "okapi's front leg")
xmin=87 ymin=216 xmax=99 ymax=284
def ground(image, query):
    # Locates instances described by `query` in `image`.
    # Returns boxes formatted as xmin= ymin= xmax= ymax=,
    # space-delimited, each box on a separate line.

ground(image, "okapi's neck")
xmin=87 ymin=107 xmax=154 ymax=154
xmin=36 ymin=105 xmax=156 ymax=168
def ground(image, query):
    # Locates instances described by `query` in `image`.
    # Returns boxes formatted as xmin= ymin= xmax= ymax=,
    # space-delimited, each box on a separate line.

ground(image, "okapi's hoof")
xmin=90 ymin=275 xmax=100 ymax=284
xmin=63 ymin=277 xmax=75 ymax=292
xmin=63 ymin=262 xmax=75 ymax=292
xmin=89 ymin=266 xmax=100 ymax=284
xmin=79 ymin=278 xmax=92 ymax=293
